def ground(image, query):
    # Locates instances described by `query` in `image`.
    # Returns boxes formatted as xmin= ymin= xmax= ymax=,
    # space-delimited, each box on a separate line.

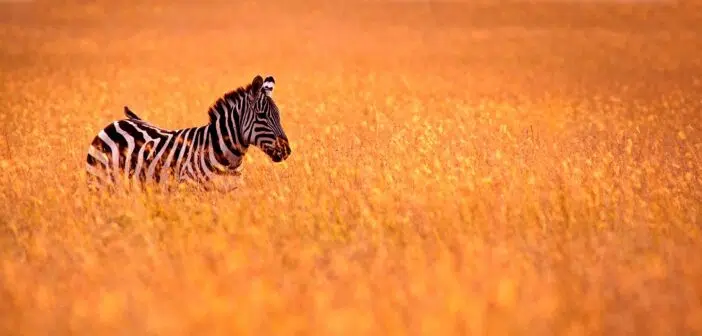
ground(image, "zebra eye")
xmin=257 ymin=112 xmax=266 ymax=119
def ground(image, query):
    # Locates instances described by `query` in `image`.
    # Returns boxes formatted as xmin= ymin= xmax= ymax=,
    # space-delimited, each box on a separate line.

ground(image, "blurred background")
xmin=1 ymin=0 xmax=700 ymax=103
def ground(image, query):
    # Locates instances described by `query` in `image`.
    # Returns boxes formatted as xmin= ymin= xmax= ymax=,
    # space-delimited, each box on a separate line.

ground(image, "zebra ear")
xmin=262 ymin=76 xmax=275 ymax=97
xmin=251 ymin=75 xmax=264 ymax=94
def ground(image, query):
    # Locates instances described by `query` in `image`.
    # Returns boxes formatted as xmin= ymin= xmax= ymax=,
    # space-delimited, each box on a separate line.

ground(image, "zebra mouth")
xmin=263 ymin=138 xmax=291 ymax=163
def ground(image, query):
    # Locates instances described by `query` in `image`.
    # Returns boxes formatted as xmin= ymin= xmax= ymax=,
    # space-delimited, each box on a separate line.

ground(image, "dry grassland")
xmin=1 ymin=1 xmax=701 ymax=335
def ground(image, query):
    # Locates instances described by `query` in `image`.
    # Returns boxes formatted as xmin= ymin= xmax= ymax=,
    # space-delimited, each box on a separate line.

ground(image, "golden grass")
xmin=1 ymin=1 xmax=701 ymax=335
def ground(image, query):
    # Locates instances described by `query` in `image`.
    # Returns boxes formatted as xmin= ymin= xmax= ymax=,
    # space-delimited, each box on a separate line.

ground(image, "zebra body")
xmin=86 ymin=75 xmax=290 ymax=188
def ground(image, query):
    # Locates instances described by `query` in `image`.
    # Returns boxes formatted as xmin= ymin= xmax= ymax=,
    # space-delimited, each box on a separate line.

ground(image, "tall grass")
xmin=1 ymin=1 xmax=701 ymax=335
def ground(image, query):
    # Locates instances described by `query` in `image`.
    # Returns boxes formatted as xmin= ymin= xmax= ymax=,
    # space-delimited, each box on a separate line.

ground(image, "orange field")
xmin=1 ymin=1 xmax=701 ymax=335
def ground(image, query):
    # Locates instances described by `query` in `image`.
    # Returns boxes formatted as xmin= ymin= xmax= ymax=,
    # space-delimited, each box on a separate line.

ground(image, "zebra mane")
xmin=207 ymin=84 xmax=258 ymax=124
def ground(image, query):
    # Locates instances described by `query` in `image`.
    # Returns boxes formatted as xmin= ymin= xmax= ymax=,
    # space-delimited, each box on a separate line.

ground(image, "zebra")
xmin=85 ymin=75 xmax=291 ymax=189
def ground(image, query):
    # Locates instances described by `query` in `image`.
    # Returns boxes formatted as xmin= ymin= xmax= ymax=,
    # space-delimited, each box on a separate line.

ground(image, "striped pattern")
xmin=86 ymin=75 xmax=291 ymax=188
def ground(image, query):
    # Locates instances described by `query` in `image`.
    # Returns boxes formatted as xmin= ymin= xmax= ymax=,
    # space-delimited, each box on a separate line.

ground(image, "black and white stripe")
xmin=86 ymin=75 xmax=291 ymax=187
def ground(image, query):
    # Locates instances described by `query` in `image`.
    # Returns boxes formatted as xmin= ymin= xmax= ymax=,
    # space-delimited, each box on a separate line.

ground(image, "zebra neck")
xmin=206 ymin=124 xmax=245 ymax=173
xmin=209 ymin=98 xmax=250 ymax=148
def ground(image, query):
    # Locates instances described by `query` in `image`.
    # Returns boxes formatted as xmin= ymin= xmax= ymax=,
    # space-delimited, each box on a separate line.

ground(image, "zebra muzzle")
xmin=266 ymin=137 xmax=291 ymax=163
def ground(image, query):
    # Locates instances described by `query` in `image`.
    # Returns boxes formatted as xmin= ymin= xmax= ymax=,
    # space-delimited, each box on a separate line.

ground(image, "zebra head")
xmin=246 ymin=75 xmax=291 ymax=163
